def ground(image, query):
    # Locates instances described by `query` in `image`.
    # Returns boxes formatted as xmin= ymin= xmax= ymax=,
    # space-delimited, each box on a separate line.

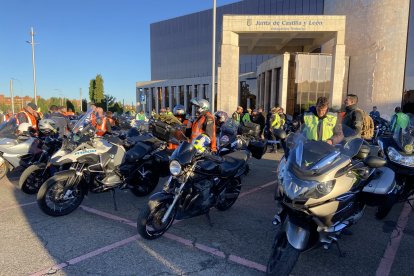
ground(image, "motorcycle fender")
xmin=285 ymin=219 xmax=310 ymax=251
xmin=148 ymin=192 xmax=174 ymax=211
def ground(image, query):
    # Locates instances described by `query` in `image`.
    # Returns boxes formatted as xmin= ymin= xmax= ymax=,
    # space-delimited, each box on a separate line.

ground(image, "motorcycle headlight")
xmin=388 ymin=147 xmax=414 ymax=167
xmin=169 ymin=160 xmax=182 ymax=176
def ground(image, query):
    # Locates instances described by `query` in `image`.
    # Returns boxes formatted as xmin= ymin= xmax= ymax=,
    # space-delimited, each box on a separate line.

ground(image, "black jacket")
xmin=343 ymin=104 xmax=363 ymax=136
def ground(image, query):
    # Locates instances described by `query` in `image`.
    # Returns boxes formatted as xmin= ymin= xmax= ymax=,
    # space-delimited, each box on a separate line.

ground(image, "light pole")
xmin=26 ymin=27 xmax=38 ymax=105
xmin=211 ymin=0 xmax=217 ymax=113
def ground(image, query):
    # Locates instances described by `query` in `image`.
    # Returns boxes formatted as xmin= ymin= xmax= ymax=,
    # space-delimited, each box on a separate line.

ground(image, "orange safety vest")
xmin=107 ymin=117 xmax=115 ymax=127
xmin=96 ymin=117 xmax=107 ymax=137
xmin=17 ymin=110 xmax=38 ymax=130
xmin=4 ymin=114 xmax=13 ymax=122
xmin=191 ymin=112 xmax=217 ymax=152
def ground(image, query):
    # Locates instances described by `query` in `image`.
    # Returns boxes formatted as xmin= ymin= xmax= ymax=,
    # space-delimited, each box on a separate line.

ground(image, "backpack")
xmin=357 ymin=109 xmax=375 ymax=140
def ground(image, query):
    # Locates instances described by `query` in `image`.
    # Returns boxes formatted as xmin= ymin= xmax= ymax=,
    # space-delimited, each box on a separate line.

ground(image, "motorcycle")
xmin=18 ymin=136 xmax=62 ymax=194
xmin=137 ymin=140 xmax=254 ymax=240
xmin=0 ymin=118 xmax=50 ymax=180
xmin=36 ymin=110 xmax=172 ymax=217
xmin=266 ymin=125 xmax=396 ymax=275
xmin=372 ymin=116 xmax=390 ymax=144
xmin=377 ymin=114 xmax=414 ymax=208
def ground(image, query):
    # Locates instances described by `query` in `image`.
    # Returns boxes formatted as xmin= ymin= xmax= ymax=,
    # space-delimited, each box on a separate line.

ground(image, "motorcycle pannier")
xmin=152 ymin=120 xmax=173 ymax=141
xmin=248 ymin=140 xmax=267 ymax=159
xmin=239 ymin=122 xmax=261 ymax=138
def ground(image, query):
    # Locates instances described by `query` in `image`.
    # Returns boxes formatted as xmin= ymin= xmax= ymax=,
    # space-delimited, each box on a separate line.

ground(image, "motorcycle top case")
xmin=239 ymin=122 xmax=261 ymax=138
xmin=152 ymin=120 xmax=174 ymax=142
xmin=248 ymin=140 xmax=267 ymax=159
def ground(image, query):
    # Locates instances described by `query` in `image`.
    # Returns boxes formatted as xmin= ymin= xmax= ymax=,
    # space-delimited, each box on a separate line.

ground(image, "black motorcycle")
xmin=137 ymin=141 xmax=252 ymax=240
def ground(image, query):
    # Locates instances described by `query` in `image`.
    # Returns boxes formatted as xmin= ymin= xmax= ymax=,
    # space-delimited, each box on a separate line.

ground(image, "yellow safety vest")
xmin=303 ymin=112 xmax=337 ymax=142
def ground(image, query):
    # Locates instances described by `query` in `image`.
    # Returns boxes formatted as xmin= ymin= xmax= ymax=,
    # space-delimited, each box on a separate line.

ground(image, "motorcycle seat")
xmin=125 ymin=142 xmax=152 ymax=163
xmin=220 ymin=151 xmax=248 ymax=177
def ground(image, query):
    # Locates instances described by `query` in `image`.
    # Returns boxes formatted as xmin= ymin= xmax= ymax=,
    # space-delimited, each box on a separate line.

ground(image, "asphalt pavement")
xmin=0 ymin=151 xmax=413 ymax=276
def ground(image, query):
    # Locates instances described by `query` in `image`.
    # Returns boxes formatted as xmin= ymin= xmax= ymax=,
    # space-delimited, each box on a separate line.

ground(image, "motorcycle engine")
xmin=193 ymin=179 xmax=215 ymax=210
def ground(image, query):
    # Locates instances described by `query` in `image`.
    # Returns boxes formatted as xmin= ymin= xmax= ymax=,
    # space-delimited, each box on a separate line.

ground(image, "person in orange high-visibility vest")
xmin=16 ymin=103 xmax=39 ymax=131
xmin=190 ymin=98 xmax=216 ymax=152
xmin=95 ymin=107 xmax=111 ymax=136
xmin=106 ymin=111 xmax=116 ymax=127
xmin=3 ymin=110 xmax=14 ymax=123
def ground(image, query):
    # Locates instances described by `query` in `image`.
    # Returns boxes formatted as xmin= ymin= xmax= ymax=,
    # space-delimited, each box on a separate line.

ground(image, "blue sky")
xmin=0 ymin=0 xmax=240 ymax=105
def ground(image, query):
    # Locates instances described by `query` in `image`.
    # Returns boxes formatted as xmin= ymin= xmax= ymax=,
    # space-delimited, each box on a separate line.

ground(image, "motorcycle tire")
xmin=19 ymin=164 xmax=49 ymax=194
xmin=266 ymin=229 xmax=300 ymax=276
xmin=137 ymin=201 xmax=176 ymax=240
xmin=216 ymin=178 xmax=241 ymax=211
xmin=37 ymin=173 xmax=84 ymax=217
xmin=130 ymin=166 xmax=160 ymax=197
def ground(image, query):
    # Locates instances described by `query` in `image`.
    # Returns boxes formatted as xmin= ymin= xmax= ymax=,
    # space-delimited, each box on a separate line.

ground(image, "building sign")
xmin=247 ymin=19 xmax=324 ymax=31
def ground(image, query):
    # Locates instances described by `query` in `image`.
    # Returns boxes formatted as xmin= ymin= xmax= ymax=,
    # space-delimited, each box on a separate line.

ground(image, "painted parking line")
xmin=30 ymin=235 xmax=140 ymax=276
xmin=239 ymin=180 xmax=277 ymax=199
xmin=0 ymin=201 xmax=36 ymax=213
xmin=80 ymin=205 xmax=267 ymax=273
xmin=376 ymin=199 xmax=414 ymax=276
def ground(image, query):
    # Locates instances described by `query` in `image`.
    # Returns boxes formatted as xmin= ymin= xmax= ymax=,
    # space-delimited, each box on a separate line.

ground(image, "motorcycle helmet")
xmin=191 ymin=98 xmax=210 ymax=114
xmin=192 ymin=134 xmax=211 ymax=154
xmin=173 ymin=104 xmax=186 ymax=122
xmin=17 ymin=123 xmax=32 ymax=136
xmin=214 ymin=111 xmax=228 ymax=126
xmin=38 ymin=119 xmax=58 ymax=136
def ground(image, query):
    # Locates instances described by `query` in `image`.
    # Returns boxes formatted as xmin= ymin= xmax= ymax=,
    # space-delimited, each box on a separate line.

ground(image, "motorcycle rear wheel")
xmin=37 ymin=173 xmax=84 ymax=217
xmin=137 ymin=201 xmax=176 ymax=240
xmin=266 ymin=229 xmax=300 ymax=276
xmin=130 ymin=165 xmax=160 ymax=197
xmin=215 ymin=178 xmax=241 ymax=211
xmin=19 ymin=164 xmax=49 ymax=194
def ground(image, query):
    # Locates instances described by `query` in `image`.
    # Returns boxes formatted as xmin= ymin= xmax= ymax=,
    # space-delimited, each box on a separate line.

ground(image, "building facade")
xmin=137 ymin=0 xmax=412 ymax=119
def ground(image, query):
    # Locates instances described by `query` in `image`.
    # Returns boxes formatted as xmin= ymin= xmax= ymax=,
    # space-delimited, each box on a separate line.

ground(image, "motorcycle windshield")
xmin=219 ymin=119 xmax=238 ymax=146
xmin=0 ymin=118 xmax=18 ymax=139
xmin=170 ymin=141 xmax=196 ymax=165
xmin=287 ymin=124 xmax=362 ymax=173
xmin=72 ymin=109 xmax=94 ymax=134
xmin=393 ymin=114 xmax=414 ymax=154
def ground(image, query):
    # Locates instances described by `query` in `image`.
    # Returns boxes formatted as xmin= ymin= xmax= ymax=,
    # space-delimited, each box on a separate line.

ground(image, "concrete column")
xmin=270 ymin=68 xmax=277 ymax=108
xmin=330 ymin=40 xmax=346 ymax=110
xmin=168 ymin=86 xmax=173 ymax=109
xmin=192 ymin=85 xmax=196 ymax=117
xmin=256 ymin=76 xmax=261 ymax=109
xmin=162 ymin=87 xmax=166 ymax=108
xmin=149 ymin=87 xmax=153 ymax=114
xmin=184 ymin=85 xmax=189 ymax=112
xmin=279 ymin=53 xmax=290 ymax=112
xmin=260 ymin=73 xmax=265 ymax=111
xmin=155 ymin=87 xmax=159 ymax=113
xmin=217 ymin=30 xmax=239 ymax=114
xmin=264 ymin=71 xmax=270 ymax=112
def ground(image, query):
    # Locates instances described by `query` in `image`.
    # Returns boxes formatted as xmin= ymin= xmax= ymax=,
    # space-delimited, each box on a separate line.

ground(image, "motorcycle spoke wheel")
xmin=24 ymin=170 xmax=49 ymax=194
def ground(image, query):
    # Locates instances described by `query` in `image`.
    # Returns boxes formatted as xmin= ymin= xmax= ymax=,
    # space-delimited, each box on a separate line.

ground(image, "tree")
xmin=82 ymin=99 xmax=88 ymax=112
xmin=109 ymin=102 xmax=124 ymax=114
xmin=89 ymin=79 xmax=95 ymax=102
xmin=66 ymin=100 xmax=75 ymax=112
xmin=94 ymin=74 xmax=104 ymax=103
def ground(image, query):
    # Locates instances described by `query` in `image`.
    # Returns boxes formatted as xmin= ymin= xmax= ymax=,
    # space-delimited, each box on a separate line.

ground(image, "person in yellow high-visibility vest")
xmin=302 ymin=97 xmax=344 ymax=145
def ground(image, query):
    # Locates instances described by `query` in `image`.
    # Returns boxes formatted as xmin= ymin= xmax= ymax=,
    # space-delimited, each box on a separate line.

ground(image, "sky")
xmin=0 ymin=0 xmax=240 ymax=105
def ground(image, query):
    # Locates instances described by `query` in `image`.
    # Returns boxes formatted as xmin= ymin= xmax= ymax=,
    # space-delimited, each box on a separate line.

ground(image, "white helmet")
xmin=191 ymin=98 xmax=210 ymax=113
xmin=17 ymin=123 xmax=32 ymax=136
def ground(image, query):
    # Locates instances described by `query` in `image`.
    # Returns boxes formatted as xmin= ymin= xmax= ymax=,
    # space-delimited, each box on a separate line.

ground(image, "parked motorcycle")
xmin=137 ymin=137 xmax=261 ymax=240
xmin=0 ymin=119 xmax=51 ymax=180
xmin=377 ymin=114 xmax=414 ymax=208
xmin=266 ymin=125 xmax=396 ymax=275
xmin=36 ymin=110 xmax=173 ymax=217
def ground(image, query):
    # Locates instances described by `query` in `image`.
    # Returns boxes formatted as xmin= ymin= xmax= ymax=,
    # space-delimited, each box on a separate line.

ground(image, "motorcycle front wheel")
xmin=266 ymin=229 xmax=300 ymax=276
xmin=137 ymin=201 xmax=176 ymax=240
xmin=19 ymin=164 xmax=50 ymax=194
xmin=37 ymin=173 xmax=84 ymax=217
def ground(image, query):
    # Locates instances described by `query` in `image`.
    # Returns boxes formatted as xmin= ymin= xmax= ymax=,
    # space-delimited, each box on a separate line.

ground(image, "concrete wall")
xmin=324 ymin=0 xmax=410 ymax=119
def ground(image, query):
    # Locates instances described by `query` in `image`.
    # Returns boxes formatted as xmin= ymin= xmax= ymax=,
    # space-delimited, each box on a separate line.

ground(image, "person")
xmin=59 ymin=106 xmax=68 ymax=117
xmin=136 ymin=110 xmax=148 ymax=122
xmin=390 ymin=106 xmax=410 ymax=134
xmin=2 ymin=110 xmax=14 ymax=123
xmin=232 ymin=106 xmax=243 ymax=123
xmin=252 ymin=108 xmax=266 ymax=138
xmin=159 ymin=108 xmax=166 ymax=115
xmin=106 ymin=111 xmax=116 ymax=127
xmin=268 ymin=107 xmax=284 ymax=152
xmin=302 ymin=96 xmax=343 ymax=145
xmin=16 ymin=102 xmax=39 ymax=131
xmin=242 ymin=108 xmax=252 ymax=124
xmin=66 ymin=108 xmax=75 ymax=116
xmin=278 ymin=107 xmax=286 ymax=123
xmin=343 ymin=94 xmax=363 ymax=137
xmin=151 ymin=108 xmax=156 ymax=118
xmin=190 ymin=98 xmax=217 ymax=152
xmin=369 ymin=106 xmax=380 ymax=119
xmin=95 ymin=107 xmax=111 ymax=136
xmin=46 ymin=105 xmax=71 ymax=138
xmin=166 ymin=107 xmax=173 ymax=116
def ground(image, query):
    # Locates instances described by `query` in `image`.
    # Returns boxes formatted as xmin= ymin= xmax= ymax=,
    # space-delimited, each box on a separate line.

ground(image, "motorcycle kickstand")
xmin=110 ymin=189 xmax=118 ymax=211
xmin=205 ymin=212 xmax=213 ymax=227
xmin=333 ymin=240 xmax=345 ymax=257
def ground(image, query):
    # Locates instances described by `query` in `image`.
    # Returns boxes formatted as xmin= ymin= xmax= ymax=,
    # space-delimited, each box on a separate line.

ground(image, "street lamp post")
xmin=26 ymin=27 xmax=38 ymax=105
xmin=211 ymin=0 xmax=217 ymax=113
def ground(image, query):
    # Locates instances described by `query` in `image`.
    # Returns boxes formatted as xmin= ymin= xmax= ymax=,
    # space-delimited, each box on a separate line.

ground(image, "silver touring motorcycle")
xmin=267 ymin=125 xmax=397 ymax=275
